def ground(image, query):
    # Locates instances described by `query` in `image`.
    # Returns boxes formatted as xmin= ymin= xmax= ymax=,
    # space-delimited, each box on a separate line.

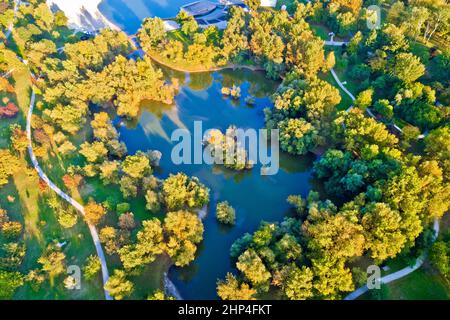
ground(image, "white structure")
xmin=164 ymin=20 xmax=181 ymax=31
xmin=261 ymin=0 xmax=278 ymax=7
xmin=46 ymin=0 xmax=119 ymax=32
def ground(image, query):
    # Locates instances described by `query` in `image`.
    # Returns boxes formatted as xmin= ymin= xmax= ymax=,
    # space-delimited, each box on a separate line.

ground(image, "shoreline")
xmin=146 ymin=50 xmax=266 ymax=74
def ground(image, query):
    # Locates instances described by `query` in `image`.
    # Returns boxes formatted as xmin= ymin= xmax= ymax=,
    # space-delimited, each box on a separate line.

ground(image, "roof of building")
xmin=181 ymin=1 xmax=218 ymax=17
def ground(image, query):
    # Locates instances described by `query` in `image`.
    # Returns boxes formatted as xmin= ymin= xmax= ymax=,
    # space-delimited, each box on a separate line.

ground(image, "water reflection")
xmin=117 ymin=69 xmax=314 ymax=299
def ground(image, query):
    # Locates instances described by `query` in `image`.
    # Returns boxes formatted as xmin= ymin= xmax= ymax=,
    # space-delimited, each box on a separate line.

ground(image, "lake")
xmin=99 ymin=0 xmax=215 ymax=34
xmin=117 ymin=68 xmax=315 ymax=299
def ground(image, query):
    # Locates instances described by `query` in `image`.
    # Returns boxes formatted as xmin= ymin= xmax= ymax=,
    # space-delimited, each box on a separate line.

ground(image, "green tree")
xmin=91 ymin=112 xmax=118 ymax=142
xmin=164 ymin=211 xmax=204 ymax=267
xmin=278 ymin=118 xmax=318 ymax=155
xmin=221 ymin=6 xmax=249 ymax=61
xmin=38 ymin=245 xmax=66 ymax=278
xmin=122 ymin=152 xmax=151 ymax=180
xmin=303 ymin=212 xmax=365 ymax=260
xmin=374 ymin=99 xmax=394 ymax=120
xmin=119 ymin=218 xmax=164 ymax=271
xmin=0 ymin=271 xmax=24 ymax=299
xmin=83 ymin=255 xmax=101 ymax=281
xmin=425 ymin=126 xmax=450 ymax=179
xmin=99 ymin=227 xmax=120 ymax=255
xmin=138 ymin=17 xmax=166 ymax=50
xmin=216 ymin=201 xmax=236 ymax=225
xmin=245 ymin=0 xmax=261 ymax=12
xmin=217 ymin=273 xmax=256 ymax=300
xmin=180 ymin=16 xmax=199 ymax=38
xmin=354 ymin=89 xmax=373 ymax=111
xmin=104 ymin=269 xmax=134 ymax=300
xmin=56 ymin=208 xmax=78 ymax=229
xmin=1 ymin=221 xmax=23 ymax=239
xmin=0 ymin=149 xmax=19 ymax=187
xmin=99 ymin=161 xmax=120 ymax=185
xmin=283 ymin=265 xmax=314 ymax=300
xmin=148 ymin=289 xmax=175 ymax=300
xmin=429 ymin=238 xmax=449 ymax=280
xmin=84 ymin=201 xmax=106 ymax=225
xmin=390 ymin=53 xmax=425 ymax=83
xmin=119 ymin=175 xmax=138 ymax=199
xmin=312 ymin=258 xmax=354 ymax=299
xmin=236 ymin=249 xmax=271 ymax=287
xmin=362 ymin=203 xmax=406 ymax=261
xmin=163 ymin=173 xmax=209 ymax=210
xmin=145 ymin=190 xmax=161 ymax=213
xmin=80 ymin=141 xmax=108 ymax=163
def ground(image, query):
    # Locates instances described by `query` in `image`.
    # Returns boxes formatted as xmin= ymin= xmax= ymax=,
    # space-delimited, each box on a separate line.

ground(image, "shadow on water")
xmin=116 ymin=68 xmax=314 ymax=299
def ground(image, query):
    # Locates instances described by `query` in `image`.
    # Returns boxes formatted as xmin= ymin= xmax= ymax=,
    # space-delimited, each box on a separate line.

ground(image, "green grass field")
xmin=361 ymin=265 xmax=449 ymax=300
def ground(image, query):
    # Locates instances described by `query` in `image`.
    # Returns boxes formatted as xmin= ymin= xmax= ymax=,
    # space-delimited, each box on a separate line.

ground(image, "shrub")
xmin=216 ymin=201 xmax=236 ymax=225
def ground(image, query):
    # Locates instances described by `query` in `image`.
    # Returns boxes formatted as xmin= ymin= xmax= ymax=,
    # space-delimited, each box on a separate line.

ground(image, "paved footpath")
xmin=26 ymin=90 xmax=112 ymax=300
xmin=325 ymin=41 xmax=441 ymax=300
xmin=6 ymin=0 xmax=112 ymax=300
xmin=345 ymin=219 xmax=440 ymax=300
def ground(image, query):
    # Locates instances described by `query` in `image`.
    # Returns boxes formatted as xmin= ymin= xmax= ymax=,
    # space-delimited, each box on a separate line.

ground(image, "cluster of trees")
xmin=313 ymin=0 xmax=368 ymax=37
xmin=387 ymin=0 xmax=449 ymax=44
xmin=67 ymin=110 xmax=210 ymax=298
xmin=218 ymin=195 xmax=355 ymax=300
xmin=39 ymin=30 xmax=175 ymax=129
xmin=0 ymin=149 xmax=19 ymax=187
xmin=429 ymin=230 xmax=450 ymax=281
xmin=203 ymin=126 xmax=254 ymax=171
xmin=0 ymin=207 xmax=27 ymax=299
xmin=100 ymin=195 xmax=203 ymax=299
xmin=0 ymin=75 xmax=19 ymax=119
xmin=6 ymin=1 xmax=176 ymax=136
xmin=219 ymin=102 xmax=449 ymax=299
xmin=138 ymin=13 xmax=225 ymax=70
xmin=219 ymin=172 xmax=447 ymax=301
xmin=265 ymin=72 xmax=341 ymax=155
xmin=216 ymin=201 xmax=236 ymax=225
xmin=138 ymin=3 xmax=334 ymax=79
xmin=0 ymin=0 xmax=14 ymax=40
xmin=339 ymin=3 xmax=449 ymax=133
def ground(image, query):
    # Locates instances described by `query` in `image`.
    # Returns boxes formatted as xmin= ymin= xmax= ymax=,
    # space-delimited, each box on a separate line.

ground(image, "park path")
xmin=3 ymin=0 xmax=20 ymax=39
xmin=345 ymin=219 xmax=440 ymax=300
xmin=4 ymin=0 xmax=112 ymax=300
xmin=325 ymin=39 xmax=427 ymax=139
xmin=324 ymin=42 xmax=441 ymax=300
xmin=8 ymin=7 xmax=440 ymax=300
xmin=26 ymin=88 xmax=112 ymax=300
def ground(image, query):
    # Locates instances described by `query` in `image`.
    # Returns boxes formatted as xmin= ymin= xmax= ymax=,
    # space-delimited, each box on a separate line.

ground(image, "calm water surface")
xmin=99 ymin=0 xmax=217 ymax=34
xmin=117 ymin=69 xmax=314 ymax=299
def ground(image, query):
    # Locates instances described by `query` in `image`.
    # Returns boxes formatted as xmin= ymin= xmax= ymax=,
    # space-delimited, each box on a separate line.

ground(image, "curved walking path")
xmin=330 ymin=68 xmax=356 ymax=102
xmin=345 ymin=219 xmax=440 ymax=300
xmin=5 ymin=0 xmax=112 ymax=300
xmin=326 ymin=44 xmax=442 ymax=300
xmin=26 ymin=89 xmax=112 ymax=300
xmin=325 ymin=39 xmax=428 ymax=139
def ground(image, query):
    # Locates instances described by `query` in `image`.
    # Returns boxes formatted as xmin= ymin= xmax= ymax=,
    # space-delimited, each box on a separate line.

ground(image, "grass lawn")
xmin=310 ymin=23 xmax=330 ymax=41
xmin=36 ymin=114 xmax=171 ymax=299
xmin=319 ymin=47 xmax=361 ymax=112
xmin=0 ymin=46 xmax=106 ymax=299
xmin=361 ymin=264 xmax=449 ymax=300
xmin=321 ymin=72 xmax=353 ymax=112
